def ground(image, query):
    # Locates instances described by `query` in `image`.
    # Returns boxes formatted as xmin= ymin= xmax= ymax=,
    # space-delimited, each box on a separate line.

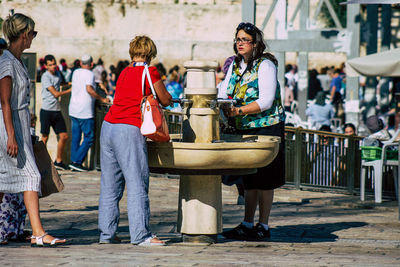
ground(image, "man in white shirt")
xmin=68 ymin=55 xmax=109 ymax=171
xmin=284 ymin=64 xmax=298 ymax=100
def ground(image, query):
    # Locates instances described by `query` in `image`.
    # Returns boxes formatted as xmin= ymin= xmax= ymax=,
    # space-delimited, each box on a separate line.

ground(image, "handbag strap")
xmin=134 ymin=62 xmax=157 ymax=100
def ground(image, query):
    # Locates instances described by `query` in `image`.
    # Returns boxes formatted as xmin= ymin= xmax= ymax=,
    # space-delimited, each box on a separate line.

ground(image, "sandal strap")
xmin=31 ymin=232 xmax=48 ymax=246
xmin=50 ymin=238 xmax=60 ymax=245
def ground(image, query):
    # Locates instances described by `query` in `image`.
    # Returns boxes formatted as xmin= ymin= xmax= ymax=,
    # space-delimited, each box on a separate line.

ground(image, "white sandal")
xmin=137 ymin=235 xmax=166 ymax=247
xmin=31 ymin=232 xmax=66 ymax=247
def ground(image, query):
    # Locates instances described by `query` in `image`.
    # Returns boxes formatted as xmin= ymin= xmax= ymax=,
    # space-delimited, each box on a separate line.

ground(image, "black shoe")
xmin=222 ymin=223 xmax=255 ymax=241
xmin=68 ymin=162 xmax=86 ymax=172
xmin=253 ymin=223 xmax=271 ymax=241
xmin=54 ymin=161 xmax=69 ymax=170
xmin=99 ymin=236 xmax=121 ymax=244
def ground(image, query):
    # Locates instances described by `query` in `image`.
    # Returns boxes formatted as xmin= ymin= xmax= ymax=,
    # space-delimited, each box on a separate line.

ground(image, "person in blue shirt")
xmin=329 ymin=69 xmax=343 ymax=117
xmin=306 ymin=91 xmax=334 ymax=128
xmin=165 ymin=71 xmax=183 ymax=111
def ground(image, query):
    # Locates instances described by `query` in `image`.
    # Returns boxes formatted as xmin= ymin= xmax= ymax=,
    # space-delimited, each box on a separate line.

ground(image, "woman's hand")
xmin=102 ymin=97 xmax=111 ymax=104
xmin=228 ymin=106 xmax=242 ymax=117
xmin=228 ymin=102 xmax=261 ymax=117
xmin=7 ymin=136 xmax=18 ymax=158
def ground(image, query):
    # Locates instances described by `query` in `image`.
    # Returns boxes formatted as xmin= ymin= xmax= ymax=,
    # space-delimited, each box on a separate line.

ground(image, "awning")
xmin=340 ymin=0 xmax=400 ymax=4
xmin=346 ymin=48 xmax=400 ymax=77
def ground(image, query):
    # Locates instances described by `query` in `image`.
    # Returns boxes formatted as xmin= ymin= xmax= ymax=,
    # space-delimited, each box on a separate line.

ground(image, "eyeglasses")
xmin=237 ymin=22 xmax=256 ymax=32
xmin=234 ymin=37 xmax=253 ymax=44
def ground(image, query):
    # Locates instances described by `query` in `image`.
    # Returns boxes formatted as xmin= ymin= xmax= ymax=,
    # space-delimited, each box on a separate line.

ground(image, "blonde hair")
xmin=129 ymin=36 xmax=157 ymax=62
xmin=2 ymin=13 xmax=35 ymax=43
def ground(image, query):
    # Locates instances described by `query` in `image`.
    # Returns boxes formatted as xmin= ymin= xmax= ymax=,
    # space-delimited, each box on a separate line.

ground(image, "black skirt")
xmin=236 ymin=121 xmax=285 ymax=190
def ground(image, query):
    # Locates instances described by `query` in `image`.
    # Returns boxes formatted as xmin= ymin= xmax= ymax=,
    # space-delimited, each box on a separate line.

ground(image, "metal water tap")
xmin=171 ymin=98 xmax=193 ymax=108
xmin=209 ymin=98 xmax=237 ymax=109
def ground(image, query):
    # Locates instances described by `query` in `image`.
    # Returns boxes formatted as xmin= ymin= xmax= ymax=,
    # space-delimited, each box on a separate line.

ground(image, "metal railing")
xmin=284 ymin=126 xmax=362 ymax=193
xmin=164 ymin=110 xmax=184 ymax=137
xmin=163 ymin=110 xmax=398 ymax=197
xmin=93 ymin=102 xmax=112 ymax=170
xmin=91 ymin=106 xmax=398 ymax=197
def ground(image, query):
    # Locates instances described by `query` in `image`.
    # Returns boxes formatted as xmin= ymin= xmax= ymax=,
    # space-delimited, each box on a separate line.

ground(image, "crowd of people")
xmin=282 ymin=63 xmax=347 ymax=129
xmin=36 ymin=56 xmax=185 ymax=108
xmin=282 ymin=59 xmax=400 ymax=138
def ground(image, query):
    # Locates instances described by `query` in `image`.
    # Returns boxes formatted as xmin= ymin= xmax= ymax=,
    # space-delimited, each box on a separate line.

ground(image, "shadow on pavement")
xmin=40 ymin=205 xmax=98 ymax=213
xmin=221 ymin=221 xmax=367 ymax=243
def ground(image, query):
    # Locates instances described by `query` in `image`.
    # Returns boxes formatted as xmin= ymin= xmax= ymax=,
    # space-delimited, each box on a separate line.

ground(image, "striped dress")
xmin=0 ymin=50 xmax=41 ymax=193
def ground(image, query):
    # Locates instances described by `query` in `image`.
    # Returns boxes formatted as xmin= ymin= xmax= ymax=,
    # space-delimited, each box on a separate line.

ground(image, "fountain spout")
xmin=209 ymin=98 xmax=237 ymax=109
xmin=171 ymin=98 xmax=193 ymax=106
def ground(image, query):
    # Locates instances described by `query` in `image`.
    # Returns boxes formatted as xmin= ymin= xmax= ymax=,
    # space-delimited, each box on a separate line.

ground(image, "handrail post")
xmin=347 ymin=136 xmax=357 ymax=194
xmin=293 ymin=127 xmax=302 ymax=189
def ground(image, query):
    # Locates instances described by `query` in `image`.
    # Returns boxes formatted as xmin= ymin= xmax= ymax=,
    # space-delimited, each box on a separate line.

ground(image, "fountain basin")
xmin=147 ymin=135 xmax=280 ymax=174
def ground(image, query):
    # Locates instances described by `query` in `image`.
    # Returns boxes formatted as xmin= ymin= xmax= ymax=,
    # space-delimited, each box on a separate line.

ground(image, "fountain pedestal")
xmin=178 ymin=175 xmax=222 ymax=242
xmin=177 ymin=61 xmax=222 ymax=242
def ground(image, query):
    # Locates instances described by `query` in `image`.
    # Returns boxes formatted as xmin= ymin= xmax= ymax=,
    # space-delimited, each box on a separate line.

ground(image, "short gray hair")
xmin=81 ymin=54 xmax=93 ymax=65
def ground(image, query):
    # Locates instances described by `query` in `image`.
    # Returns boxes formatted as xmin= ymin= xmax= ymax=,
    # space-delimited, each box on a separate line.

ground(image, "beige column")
xmin=177 ymin=61 xmax=222 ymax=242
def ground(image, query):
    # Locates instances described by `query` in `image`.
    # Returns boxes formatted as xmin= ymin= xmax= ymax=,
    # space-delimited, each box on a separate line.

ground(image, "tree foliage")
xmin=83 ymin=1 xmax=96 ymax=27
xmin=319 ymin=0 xmax=347 ymax=28
xmin=120 ymin=2 xmax=126 ymax=17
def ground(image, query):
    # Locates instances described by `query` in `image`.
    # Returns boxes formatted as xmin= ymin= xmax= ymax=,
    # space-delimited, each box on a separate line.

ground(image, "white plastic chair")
xmin=330 ymin=118 xmax=342 ymax=133
xmin=360 ymin=129 xmax=400 ymax=203
xmin=285 ymin=111 xmax=313 ymax=129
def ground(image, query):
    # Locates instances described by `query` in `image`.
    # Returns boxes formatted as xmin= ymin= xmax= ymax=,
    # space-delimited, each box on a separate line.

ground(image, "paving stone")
xmin=0 ymin=170 xmax=399 ymax=266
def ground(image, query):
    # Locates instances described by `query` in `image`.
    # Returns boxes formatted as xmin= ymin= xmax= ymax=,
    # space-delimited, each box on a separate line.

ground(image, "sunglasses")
xmin=29 ymin=30 xmax=38 ymax=38
xmin=237 ymin=22 xmax=256 ymax=32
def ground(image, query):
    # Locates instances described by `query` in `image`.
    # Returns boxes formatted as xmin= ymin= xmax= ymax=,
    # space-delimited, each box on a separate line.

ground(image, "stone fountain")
xmin=147 ymin=61 xmax=280 ymax=243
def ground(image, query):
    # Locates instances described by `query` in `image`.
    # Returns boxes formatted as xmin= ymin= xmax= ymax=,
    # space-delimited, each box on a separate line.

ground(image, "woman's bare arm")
xmin=0 ymin=76 xmax=18 ymax=157
xmin=153 ymin=80 xmax=172 ymax=107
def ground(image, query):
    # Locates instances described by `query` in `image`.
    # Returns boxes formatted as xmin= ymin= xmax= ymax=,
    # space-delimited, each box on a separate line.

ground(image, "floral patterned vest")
xmin=226 ymin=57 xmax=285 ymax=130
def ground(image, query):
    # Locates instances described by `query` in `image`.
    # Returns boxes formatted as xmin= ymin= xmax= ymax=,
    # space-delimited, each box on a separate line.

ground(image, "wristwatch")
xmin=238 ymin=108 xmax=244 ymax=115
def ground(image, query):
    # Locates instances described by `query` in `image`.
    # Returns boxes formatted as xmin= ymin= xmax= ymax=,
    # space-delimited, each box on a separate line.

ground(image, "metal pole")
xmin=242 ymin=0 xmax=256 ymax=24
xmin=381 ymin=5 xmax=391 ymax=52
xmin=274 ymin=0 xmax=287 ymax=105
xmin=297 ymin=51 xmax=308 ymax=120
xmin=294 ymin=128 xmax=302 ymax=189
xmin=364 ymin=5 xmax=379 ymax=120
xmin=274 ymin=0 xmax=287 ymax=39
xmin=300 ymin=0 xmax=308 ymax=30
xmin=345 ymin=4 xmax=360 ymax=127
xmin=275 ymin=52 xmax=286 ymax=104
xmin=296 ymin=0 xmax=309 ymax=121
xmin=347 ymin=137 xmax=356 ymax=194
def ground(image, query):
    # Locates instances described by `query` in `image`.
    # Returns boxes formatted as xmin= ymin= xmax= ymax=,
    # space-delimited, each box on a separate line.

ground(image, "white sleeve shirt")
xmin=69 ymin=68 xmax=96 ymax=119
xmin=217 ymin=59 xmax=277 ymax=112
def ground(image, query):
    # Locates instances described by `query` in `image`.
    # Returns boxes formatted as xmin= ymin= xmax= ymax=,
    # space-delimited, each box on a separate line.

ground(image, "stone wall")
xmin=1 ymin=1 xmax=246 ymax=69
xmin=0 ymin=0 xmax=346 ymax=71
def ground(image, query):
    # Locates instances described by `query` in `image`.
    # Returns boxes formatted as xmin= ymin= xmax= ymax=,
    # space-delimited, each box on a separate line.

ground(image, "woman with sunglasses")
xmin=218 ymin=22 xmax=285 ymax=241
xmin=0 ymin=13 xmax=66 ymax=247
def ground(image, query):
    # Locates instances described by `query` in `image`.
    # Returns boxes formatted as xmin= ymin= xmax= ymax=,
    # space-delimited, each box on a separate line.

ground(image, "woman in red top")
xmin=98 ymin=36 xmax=171 ymax=246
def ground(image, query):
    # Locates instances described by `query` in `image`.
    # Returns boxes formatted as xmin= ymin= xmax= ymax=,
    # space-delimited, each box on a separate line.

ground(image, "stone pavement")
xmin=1 ymin=170 xmax=400 ymax=266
